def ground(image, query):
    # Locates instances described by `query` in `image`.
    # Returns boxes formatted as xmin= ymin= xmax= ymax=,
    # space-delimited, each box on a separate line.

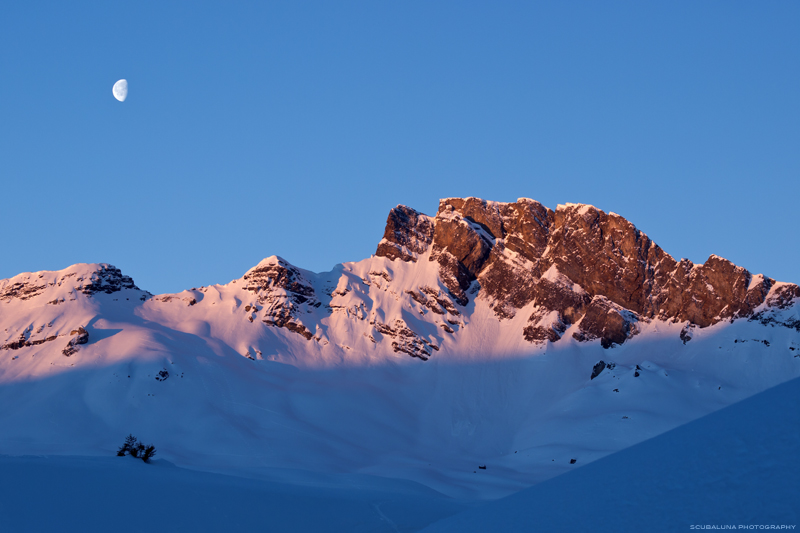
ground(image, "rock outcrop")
xmin=62 ymin=326 xmax=89 ymax=357
xmin=243 ymin=256 xmax=319 ymax=340
xmin=375 ymin=206 xmax=435 ymax=263
xmin=0 ymin=264 xmax=144 ymax=303
xmin=374 ymin=319 xmax=439 ymax=360
xmin=78 ymin=266 xmax=140 ymax=296
xmin=590 ymin=361 xmax=616 ymax=380
xmin=376 ymin=197 xmax=800 ymax=349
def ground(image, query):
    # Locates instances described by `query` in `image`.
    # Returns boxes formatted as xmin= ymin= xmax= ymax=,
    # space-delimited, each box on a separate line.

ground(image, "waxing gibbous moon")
xmin=112 ymin=79 xmax=128 ymax=102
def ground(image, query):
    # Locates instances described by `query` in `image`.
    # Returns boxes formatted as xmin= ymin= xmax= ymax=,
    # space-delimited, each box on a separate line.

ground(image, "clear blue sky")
xmin=2 ymin=1 xmax=798 ymax=294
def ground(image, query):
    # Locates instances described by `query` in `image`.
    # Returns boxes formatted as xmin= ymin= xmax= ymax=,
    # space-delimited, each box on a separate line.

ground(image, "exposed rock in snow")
xmin=373 ymin=197 xmax=800 ymax=350
xmin=242 ymin=256 xmax=319 ymax=340
xmin=62 ymin=326 xmax=89 ymax=357
xmin=590 ymin=361 xmax=607 ymax=380
xmin=77 ymin=266 xmax=140 ymax=296
xmin=572 ymin=297 xmax=640 ymax=349
xmin=0 ymin=263 xmax=143 ymax=303
xmin=680 ymin=324 xmax=695 ymax=344
xmin=374 ymin=318 xmax=438 ymax=360
xmin=523 ymin=309 xmax=568 ymax=344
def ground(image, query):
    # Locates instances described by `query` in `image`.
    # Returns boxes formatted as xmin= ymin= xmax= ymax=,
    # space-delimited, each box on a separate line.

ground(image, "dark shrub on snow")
xmin=116 ymin=434 xmax=156 ymax=463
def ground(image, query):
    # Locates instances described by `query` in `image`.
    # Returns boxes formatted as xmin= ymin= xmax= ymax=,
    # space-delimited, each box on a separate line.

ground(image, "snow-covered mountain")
xmin=1 ymin=197 xmax=798 ymax=503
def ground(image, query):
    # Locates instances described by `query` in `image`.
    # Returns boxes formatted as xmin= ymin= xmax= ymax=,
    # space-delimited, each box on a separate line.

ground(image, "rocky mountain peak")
xmin=0 ymin=263 xmax=143 ymax=303
xmin=375 ymin=206 xmax=435 ymax=263
xmin=242 ymin=255 xmax=318 ymax=340
xmin=375 ymin=197 xmax=800 ymax=349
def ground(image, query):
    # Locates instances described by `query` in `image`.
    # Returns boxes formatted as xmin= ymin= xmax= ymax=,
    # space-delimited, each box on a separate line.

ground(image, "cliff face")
xmin=376 ymin=197 xmax=800 ymax=349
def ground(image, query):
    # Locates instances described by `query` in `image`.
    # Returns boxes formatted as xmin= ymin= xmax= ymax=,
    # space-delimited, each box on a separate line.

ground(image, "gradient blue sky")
xmin=2 ymin=2 xmax=798 ymax=294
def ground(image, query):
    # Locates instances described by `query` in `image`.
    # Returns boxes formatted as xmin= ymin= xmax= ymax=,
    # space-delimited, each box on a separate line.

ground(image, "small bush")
xmin=116 ymin=434 xmax=157 ymax=464
xmin=142 ymin=444 xmax=157 ymax=463
xmin=117 ymin=434 xmax=138 ymax=456
xmin=132 ymin=442 xmax=144 ymax=458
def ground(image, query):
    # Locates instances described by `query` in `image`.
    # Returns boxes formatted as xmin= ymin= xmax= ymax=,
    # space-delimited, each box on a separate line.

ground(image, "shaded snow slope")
xmin=0 ymin=455 xmax=467 ymax=533
xmin=0 ymin=261 xmax=798 ymax=501
xmin=423 ymin=376 xmax=800 ymax=532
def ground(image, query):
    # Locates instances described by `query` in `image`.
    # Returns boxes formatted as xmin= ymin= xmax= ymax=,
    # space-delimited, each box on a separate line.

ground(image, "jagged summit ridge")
xmin=376 ymin=197 xmax=800 ymax=348
xmin=1 ymin=197 xmax=798 ymax=364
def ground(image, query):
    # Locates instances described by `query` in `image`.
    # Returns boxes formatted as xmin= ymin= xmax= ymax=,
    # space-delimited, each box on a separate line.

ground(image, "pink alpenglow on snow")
xmin=0 ymin=197 xmax=798 ymax=529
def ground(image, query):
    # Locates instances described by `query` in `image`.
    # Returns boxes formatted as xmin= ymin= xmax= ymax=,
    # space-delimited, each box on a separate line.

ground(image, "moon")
xmin=112 ymin=79 xmax=128 ymax=102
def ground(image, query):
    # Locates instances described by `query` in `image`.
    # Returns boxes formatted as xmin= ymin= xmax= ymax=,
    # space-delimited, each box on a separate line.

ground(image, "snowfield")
xmin=423 ymin=375 xmax=800 ymax=532
xmin=1 ymin=377 xmax=796 ymax=532
xmin=0 ymin=258 xmax=798 ymax=531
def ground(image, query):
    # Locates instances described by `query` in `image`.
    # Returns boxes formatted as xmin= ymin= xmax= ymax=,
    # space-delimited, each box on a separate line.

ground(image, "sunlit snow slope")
xmin=1 ymin=198 xmax=799 ymax=503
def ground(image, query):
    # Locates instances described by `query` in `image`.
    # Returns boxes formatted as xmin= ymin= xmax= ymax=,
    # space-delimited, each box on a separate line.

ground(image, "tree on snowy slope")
xmin=141 ymin=444 xmax=156 ymax=463
xmin=116 ymin=434 xmax=156 ymax=463
xmin=117 ymin=434 xmax=138 ymax=456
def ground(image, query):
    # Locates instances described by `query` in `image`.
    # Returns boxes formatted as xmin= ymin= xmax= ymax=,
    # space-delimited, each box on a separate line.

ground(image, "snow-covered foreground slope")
xmin=1 ymin=376 xmax=796 ymax=533
xmin=423 ymin=375 xmax=800 ymax=532
xmin=0 ymin=455 xmax=467 ymax=533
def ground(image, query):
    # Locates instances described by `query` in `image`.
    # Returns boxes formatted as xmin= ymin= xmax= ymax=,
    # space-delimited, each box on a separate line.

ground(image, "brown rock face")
xmin=544 ymin=205 xmax=662 ymax=315
xmin=425 ymin=198 xmax=555 ymax=310
xmin=440 ymin=197 xmax=554 ymax=264
xmin=531 ymin=272 xmax=590 ymax=324
xmin=571 ymin=297 xmax=639 ymax=349
xmin=375 ymin=206 xmax=435 ymax=263
xmin=375 ymin=197 xmax=800 ymax=349
xmin=429 ymin=214 xmax=493 ymax=305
